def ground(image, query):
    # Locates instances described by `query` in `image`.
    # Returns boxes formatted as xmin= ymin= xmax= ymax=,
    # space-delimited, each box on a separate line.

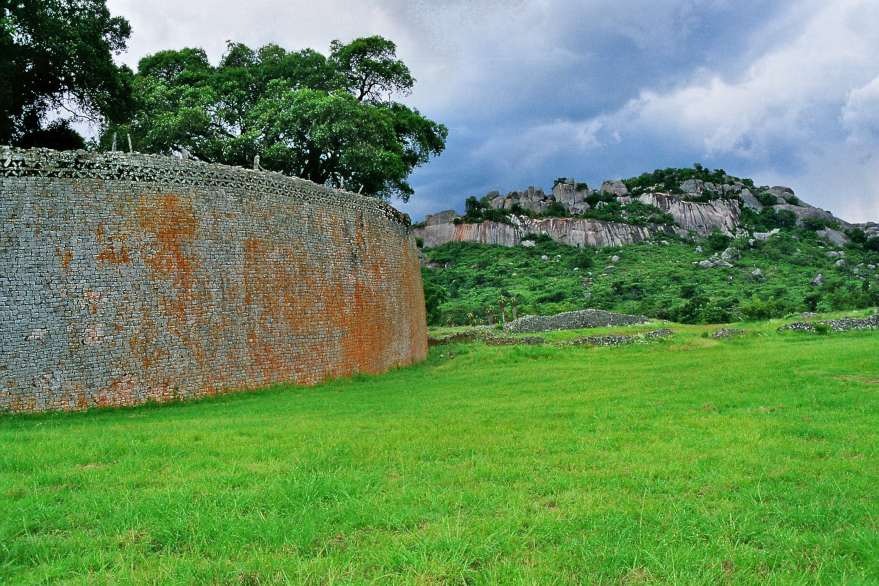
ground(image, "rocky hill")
xmin=415 ymin=168 xmax=868 ymax=250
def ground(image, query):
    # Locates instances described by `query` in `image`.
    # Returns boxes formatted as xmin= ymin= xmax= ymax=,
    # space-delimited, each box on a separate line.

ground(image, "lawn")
xmin=2 ymin=325 xmax=878 ymax=584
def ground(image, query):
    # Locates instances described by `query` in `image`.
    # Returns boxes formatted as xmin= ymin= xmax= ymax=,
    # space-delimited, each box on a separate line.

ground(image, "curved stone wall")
xmin=0 ymin=147 xmax=427 ymax=413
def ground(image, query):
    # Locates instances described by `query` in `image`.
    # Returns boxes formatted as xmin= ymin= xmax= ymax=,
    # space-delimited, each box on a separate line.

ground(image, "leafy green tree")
xmin=0 ymin=0 xmax=132 ymax=147
xmin=106 ymin=36 xmax=447 ymax=202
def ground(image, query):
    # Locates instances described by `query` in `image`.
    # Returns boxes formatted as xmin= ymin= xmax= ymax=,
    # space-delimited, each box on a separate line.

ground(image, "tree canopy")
xmin=107 ymin=36 xmax=447 ymax=202
xmin=0 ymin=0 xmax=133 ymax=147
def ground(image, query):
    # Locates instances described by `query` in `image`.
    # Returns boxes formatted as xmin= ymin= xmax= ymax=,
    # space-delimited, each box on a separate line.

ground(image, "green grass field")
xmin=2 ymin=324 xmax=878 ymax=584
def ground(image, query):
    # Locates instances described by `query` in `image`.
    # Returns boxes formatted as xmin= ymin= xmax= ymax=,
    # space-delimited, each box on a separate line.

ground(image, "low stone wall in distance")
xmin=1 ymin=148 xmax=427 ymax=413
xmin=505 ymin=309 xmax=650 ymax=334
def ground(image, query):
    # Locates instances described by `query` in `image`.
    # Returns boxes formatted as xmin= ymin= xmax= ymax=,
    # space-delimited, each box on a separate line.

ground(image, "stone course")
xmin=777 ymin=315 xmax=879 ymax=333
xmin=1 ymin=147 xmax=427 ymax=413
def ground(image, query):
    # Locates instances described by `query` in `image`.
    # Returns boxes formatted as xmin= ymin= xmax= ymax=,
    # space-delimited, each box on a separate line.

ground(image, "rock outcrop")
xmin=417 ymin=176 xmax=855 ymax=251
xmin=634 ymin=192 xmax=740 ymax=235
xmin=415 ymin=215 xmax=682 ymax=249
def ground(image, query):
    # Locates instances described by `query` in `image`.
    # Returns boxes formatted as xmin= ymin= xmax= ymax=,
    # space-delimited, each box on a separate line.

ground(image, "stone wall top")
xmin=0 ymin=146 xmax=411 ymax=228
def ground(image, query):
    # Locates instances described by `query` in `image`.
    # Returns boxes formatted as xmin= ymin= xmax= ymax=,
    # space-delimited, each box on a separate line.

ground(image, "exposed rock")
xmin=424 ymin=210 xmax=459 ymax=226
xmin=414 ymin=216 xmax=682 ymax=249
xmin=835 ymin=259 xmax=846 ymax=267
xmin=600 ymin=180 xmax=629 ymax=197
xmin=680 ymin=178 xmax=702 ymax=194
xmin=817 ymin=228 xmax=850 ymax=246
xmin=753 ymin=228 xmax=781 ymax=241
xmin=611 ymin=255 xmax=620 ymax=262
xmin=751 ymin=268 xmax=765 ymax=280
xmin=720 ymin=247 xmax=740 ymax=261
xmin=699 ymin=260 xmax=715 ymax=269
xmin=739 ymin=189 xmax=763 ymax=211
xmin=810 ymin=273 xmax=824 ymax=287
xmin=416 ymin=175 xmax=858 ymax=251
xmin=636 ymin=192 xmax=740 ymax=235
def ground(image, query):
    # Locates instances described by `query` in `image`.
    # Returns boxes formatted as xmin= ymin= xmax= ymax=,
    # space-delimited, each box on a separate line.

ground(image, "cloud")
xmin=842 ymin=75 xmax=879 ymax=145
xmin=103 ymin=0 xmax=879 ymax=223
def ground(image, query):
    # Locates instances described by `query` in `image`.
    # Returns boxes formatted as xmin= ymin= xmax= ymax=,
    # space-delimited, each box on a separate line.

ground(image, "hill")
xmin=418 ymin=167 xmax=879 ymax=325
xmin=414 ymin=165 xmax=871 ymax=250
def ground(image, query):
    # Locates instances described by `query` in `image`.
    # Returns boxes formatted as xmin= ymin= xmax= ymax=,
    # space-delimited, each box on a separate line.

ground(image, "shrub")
xmin=544 ymin=201 xmax=569 ymax=217
xmin=846 ymin=228 xmax=868 ymax=243
xmin=707 ymin=230 xmax=731 ymax=252
xmin=755 ymin=192 xmax=778 ymax=206
xmin=422 ymin=279 xmax=448 ymax=326
xmin=803 ymin=217 xmax=839 ymax=231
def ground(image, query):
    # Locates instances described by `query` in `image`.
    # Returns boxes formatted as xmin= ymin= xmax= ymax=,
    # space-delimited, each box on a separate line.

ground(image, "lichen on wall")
xmin=0 ymin=147 xmax=427 ymax=413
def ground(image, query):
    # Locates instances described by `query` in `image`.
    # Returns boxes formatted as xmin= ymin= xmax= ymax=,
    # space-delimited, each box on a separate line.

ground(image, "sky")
xmin=105 ymin=0 xmax=879 ymax=224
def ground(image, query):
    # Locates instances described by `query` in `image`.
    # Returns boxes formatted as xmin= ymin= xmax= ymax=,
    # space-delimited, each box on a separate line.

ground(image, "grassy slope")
xmin=421 ymin=232 xmax=879 ymax=326
xmin=2 ymin=325 xmax=878 ymax=584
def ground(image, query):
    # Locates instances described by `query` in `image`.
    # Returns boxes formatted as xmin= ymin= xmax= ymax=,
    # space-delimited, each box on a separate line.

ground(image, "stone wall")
xmin=505 ymin=309 xmax=650 ymax=333
xmin=1 ymin=147 xmax=427 ymax=413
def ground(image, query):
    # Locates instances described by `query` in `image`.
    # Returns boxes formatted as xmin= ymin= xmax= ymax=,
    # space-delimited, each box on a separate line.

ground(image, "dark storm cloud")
xmin=105 ymin=0 xmax=879 ymax=222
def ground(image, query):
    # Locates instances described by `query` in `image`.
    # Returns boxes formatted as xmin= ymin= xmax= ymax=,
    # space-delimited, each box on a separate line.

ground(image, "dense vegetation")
xmin=421 ymin=229 xmax=879 ymax=326
xmin=1 ymin=0 xmax=445 ymax=201
xmin=455 ymin=192 xmax=675 ymax=227
xmin=621 ymin=164 xmax=741 ymax=200
xmin=3 ymin=324 xmax=878 ymax=583
xmin=0 ymin=0 xmax=133 ymax=149
xmin=101 ymin=36 xmax=446 ymax=201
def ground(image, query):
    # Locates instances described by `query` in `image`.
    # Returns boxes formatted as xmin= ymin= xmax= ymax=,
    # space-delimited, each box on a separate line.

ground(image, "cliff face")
xmin=634 ymin=193 xmax=740 ymax=235
xmin=415 ymin=215 xmax=682 ymax=249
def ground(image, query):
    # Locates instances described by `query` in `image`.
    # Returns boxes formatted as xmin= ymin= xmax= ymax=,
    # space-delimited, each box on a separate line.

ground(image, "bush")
xmin=846 ymin=228 xmax=868 ymax=244
xmin=566 ymin=252 xmax=594 ymax=270
xmin=739 ymin=295 xmax=787 ymax=321
xmin=544 ymin=201 xmax=569 ymax=217
xmin=755 ymin=192 xmax=778 ymax=206
xmin=803 ymin=217 xmax=839 ymax=231
xmin=422 ymin=278 xmax=448 ymax=326
xmin=707 ymin=230 xmax=731 ymax=251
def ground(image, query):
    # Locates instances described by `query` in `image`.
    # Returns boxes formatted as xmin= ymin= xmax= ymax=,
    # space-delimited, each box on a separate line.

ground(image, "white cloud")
xmin=842 ymin=75 xmax=879 ymax=145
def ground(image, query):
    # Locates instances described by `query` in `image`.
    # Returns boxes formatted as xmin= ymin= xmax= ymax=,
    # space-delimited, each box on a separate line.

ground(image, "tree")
xmin=0 ymin=0 xmax=133 ymax=147
xmin=107 ymin=36 xmax=447 ymax=202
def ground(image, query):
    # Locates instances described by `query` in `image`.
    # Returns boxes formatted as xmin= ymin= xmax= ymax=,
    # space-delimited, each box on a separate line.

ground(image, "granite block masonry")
xmin=1 ymin=147 xmax=428 ymax=413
